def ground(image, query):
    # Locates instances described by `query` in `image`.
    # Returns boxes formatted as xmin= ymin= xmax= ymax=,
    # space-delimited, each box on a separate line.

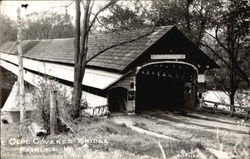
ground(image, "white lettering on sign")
xmin=198 ymin=74 xmax=205 ymax=83
xmin=151 ymin=54 xmax=186 ymax=60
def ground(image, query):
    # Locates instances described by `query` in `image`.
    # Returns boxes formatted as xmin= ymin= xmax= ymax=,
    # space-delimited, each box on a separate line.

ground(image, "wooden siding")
xmin=108 ymin=71 xmax=136 ymax=90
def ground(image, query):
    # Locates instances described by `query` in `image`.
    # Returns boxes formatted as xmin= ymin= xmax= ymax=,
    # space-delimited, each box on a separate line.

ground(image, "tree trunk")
xmin=229 ymin=57 xmax=236 ymax=112
xmin=185 ymin=0 xmax=192 ymax=33
xmin=229 ymin=90 xmax=236 ymax=112
xmin=229 ymin=91 xmax=235 ymax=105
xmin=72 ymin=0 xmax=91 ymax=118
xmin=72 ymin=0 xmax=81 ymax=117
xmin=71 ymin=0 xmax=118 ymax=117
xmin=72 ymin=63 xmax=83 ymax=117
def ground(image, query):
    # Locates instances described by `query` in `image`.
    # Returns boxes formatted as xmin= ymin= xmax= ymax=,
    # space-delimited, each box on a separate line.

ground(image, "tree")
xmin=23 ymin=12 xmax=54 ymax=40
xmin=99 ymin=4 xmax=148 ymax=31
xmin=202 ymin=0 xmax=249 ymax=107
xmin=0 ymin=11 xmax=74 ymax=44
xmin=149 ymin=0 xmax=222 ymax=46
xmin=22 ymin=11 xmax=74 ymax=40
xmin=72 ymin=0 xmax=119 ymax=117
xmin=48 ymin=12 xmax=74 ymax=38
xmin=0 ymin=15 xmax=17 ymax=45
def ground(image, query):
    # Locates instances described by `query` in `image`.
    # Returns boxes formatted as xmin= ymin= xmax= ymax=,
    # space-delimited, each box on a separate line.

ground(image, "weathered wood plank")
xmin=50 ymin=91 xmax=57 ymax=135
xmin=58 ymin=117 xmax=76 ymax=134
xmin=28 ymin=123 xmax=47 ymax=137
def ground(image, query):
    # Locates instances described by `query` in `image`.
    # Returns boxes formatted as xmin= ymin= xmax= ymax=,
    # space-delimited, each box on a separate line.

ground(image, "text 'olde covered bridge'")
xmin=0 ymin=26 xmax=219 ymax=115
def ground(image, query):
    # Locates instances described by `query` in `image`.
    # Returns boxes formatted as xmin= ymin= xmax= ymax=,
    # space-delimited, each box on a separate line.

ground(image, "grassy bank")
xmin=1 ymin=117 xmax=205 ymax=159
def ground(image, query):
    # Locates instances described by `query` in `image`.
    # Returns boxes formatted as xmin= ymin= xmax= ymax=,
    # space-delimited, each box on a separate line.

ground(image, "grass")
xmin=1 ymin=117 xmax=205 ymax=159
xmin=3 ymin=110 xmax=248 ymax=159
xmin=67 ymin=117 xmax=206 ymax=158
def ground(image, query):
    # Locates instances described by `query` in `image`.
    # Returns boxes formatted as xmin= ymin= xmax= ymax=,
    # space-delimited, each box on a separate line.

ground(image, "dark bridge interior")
xmin=136 ymin=63 xmax=197 ymax=113
xmin=108 ymin=87 xmax=127 ymax=112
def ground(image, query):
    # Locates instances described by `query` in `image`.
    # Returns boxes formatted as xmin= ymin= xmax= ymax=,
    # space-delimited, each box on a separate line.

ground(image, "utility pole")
xmin=17 ymin=7 xmax=25 ymax=122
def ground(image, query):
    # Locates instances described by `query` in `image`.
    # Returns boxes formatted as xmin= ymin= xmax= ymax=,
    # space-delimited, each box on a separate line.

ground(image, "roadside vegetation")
xmin=30 ymin=75 xmax=86 ymax=131
xmin=1 ymin=117 xmax=208 ymax=159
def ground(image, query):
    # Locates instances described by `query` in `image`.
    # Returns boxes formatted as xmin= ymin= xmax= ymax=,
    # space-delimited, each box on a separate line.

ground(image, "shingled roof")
xmin=0 ymin=26 xmax=172 ymax=72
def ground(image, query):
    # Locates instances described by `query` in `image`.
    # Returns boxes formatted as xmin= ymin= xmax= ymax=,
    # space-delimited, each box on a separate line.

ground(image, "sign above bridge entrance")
xmin=151 ymin=54 xmax=186 ymax=60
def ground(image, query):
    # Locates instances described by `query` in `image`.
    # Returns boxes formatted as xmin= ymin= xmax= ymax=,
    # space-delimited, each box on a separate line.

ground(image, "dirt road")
xmin=112 ymin=110 xmax=250 ymax=156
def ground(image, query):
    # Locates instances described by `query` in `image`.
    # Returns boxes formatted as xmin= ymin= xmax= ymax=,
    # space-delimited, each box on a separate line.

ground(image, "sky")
xmin=0 ymin=0 xmax=114 ymax=21
xmin=0 ymin=1 xmax=75 ymax=20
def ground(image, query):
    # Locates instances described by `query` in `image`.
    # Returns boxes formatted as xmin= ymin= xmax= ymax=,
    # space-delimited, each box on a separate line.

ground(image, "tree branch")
xmin=94 ymin=13 xmax=113 ymax=32
xmin=80 ymin=0 xmax=91 ymax=65
xmin=136 ymin=0 xmax=151 ymax=19
xmin=200 ymin=40 xmax=229 ymax=67
xmin=200 ymin=40 xmax=249 ymax=86
xmin=205 ymin=28 xmax=230 ymax=54
xmin=88 ymin=0 xmax=118 ymax=32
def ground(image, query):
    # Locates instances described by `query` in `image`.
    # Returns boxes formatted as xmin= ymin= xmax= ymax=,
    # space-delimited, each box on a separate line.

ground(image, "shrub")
xmin=31 ymin=76 xmax=56 ymax=130
xmin=31 ymin=75 xmax=87 ymax=132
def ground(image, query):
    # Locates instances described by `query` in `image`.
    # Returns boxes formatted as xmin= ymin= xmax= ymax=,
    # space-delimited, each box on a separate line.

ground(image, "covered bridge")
xmin=0 ymin=26 xmax=219 ymax=114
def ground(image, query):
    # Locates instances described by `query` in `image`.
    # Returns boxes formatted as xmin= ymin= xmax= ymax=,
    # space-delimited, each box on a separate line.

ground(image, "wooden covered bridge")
xmin=0 ymin=26 xmax=219 ymax=116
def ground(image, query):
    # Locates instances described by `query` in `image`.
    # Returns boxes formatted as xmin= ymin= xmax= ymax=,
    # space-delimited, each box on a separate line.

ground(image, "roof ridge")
xmin=88 ymin=25 xmax=173 ymax=37
xmin=29 ymin=26 xmax=173 ymax=42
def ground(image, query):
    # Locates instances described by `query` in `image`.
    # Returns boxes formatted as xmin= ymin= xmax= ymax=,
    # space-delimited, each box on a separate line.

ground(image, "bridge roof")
xmin=0 ymin=26 xmax=219 ymax=73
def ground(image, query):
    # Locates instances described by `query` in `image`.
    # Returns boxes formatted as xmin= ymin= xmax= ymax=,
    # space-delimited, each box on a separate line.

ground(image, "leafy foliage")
xmin=151 ymin=0 xmax=223 ymax=45
xmin=100 ymin=4 xmax=148 ymax=31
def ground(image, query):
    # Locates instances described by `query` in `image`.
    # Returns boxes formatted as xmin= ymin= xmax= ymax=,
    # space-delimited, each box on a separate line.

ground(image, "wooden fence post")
xmin=50 ymin=90 xmax=57 ymax=135
xmin=246 ymin=109 xmax=249 ymax=120
xmin=214 ymin=103 xmax=218 ymax=112
xmin=230 ymin=105 xmax=234 ymax=116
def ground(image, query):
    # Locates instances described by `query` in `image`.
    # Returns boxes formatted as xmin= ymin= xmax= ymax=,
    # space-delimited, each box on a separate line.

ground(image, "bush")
xmin=31 ymin=77 xmax=55 ymax=130
xmin=31 ymin=75 xmax=87 ymax=132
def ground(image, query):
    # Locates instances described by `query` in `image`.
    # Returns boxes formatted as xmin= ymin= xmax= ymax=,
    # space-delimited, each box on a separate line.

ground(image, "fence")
xmin=200 ymin=99 xmax=250 ymax=119
xmin=82 ymin=105 xmax=109 ymax=117
xmin=91 ymin=105 xmax=109 ymax=116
